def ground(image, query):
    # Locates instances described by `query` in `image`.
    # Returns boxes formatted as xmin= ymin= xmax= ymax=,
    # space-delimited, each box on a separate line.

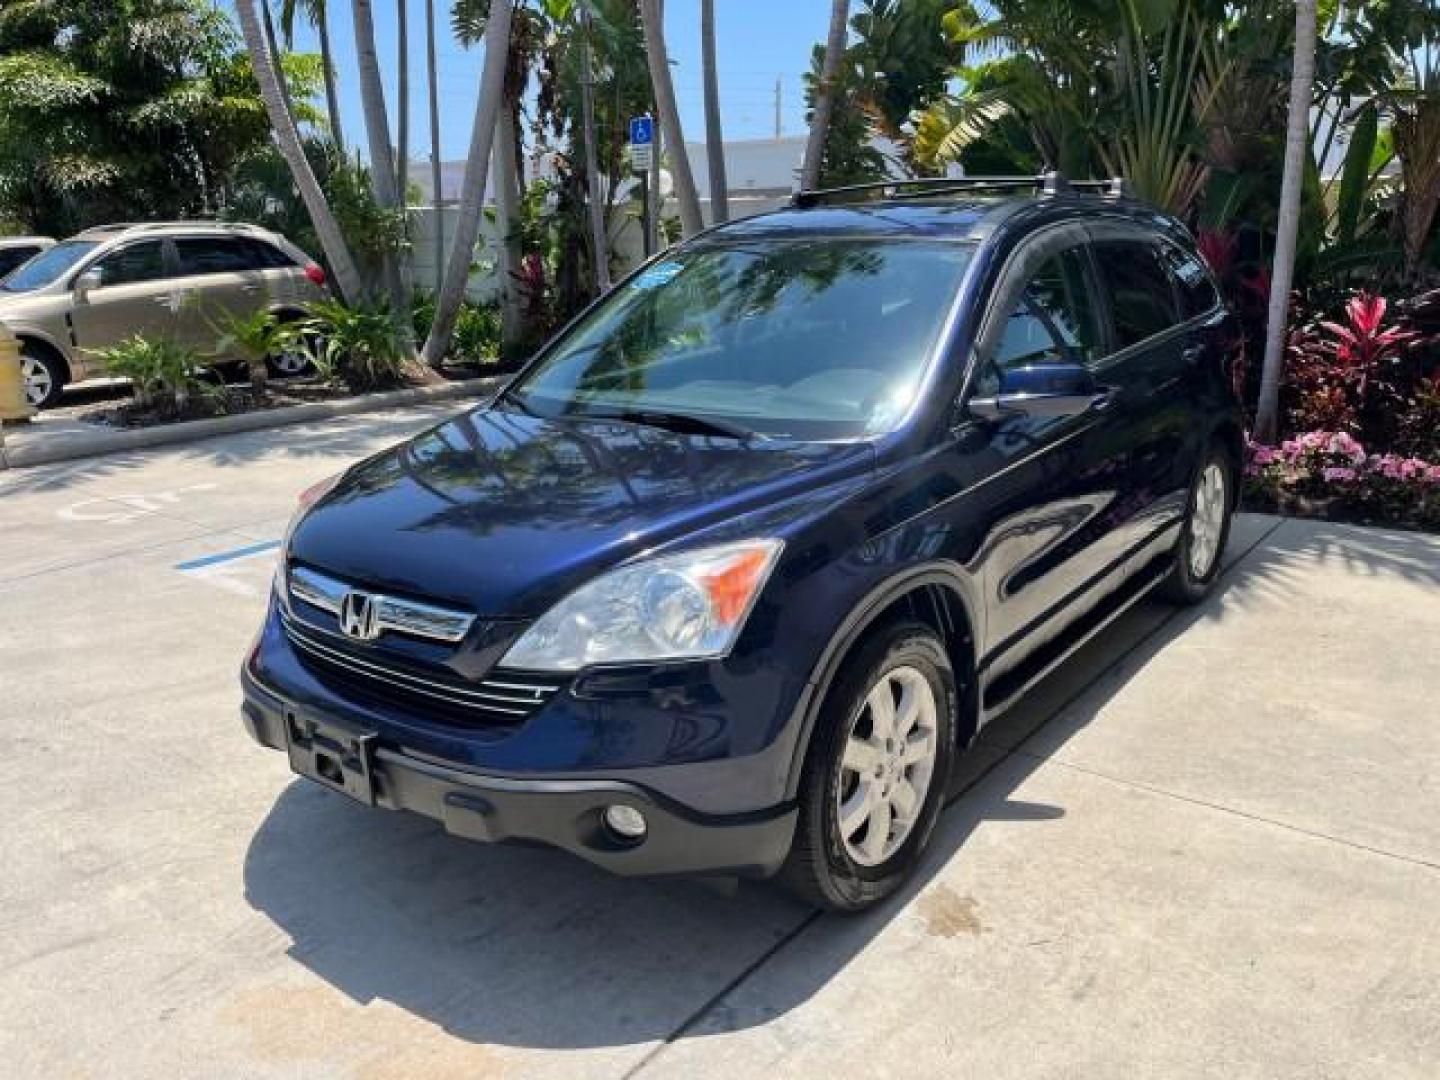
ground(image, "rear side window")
xmin=1160 ymin=242 xmax=1220 ymax=320
xmin=243 ymin=239 xmax=297 ymax=269
xmin=176 ymin=237 xmax=258 ymax=275
xmin=0 ymin=247 xmax=41 ymax=276
xmin=93 ymin=242 xmax=167 ymax=286
xmin=1093 ymin=241 xmax=1178 ymax=348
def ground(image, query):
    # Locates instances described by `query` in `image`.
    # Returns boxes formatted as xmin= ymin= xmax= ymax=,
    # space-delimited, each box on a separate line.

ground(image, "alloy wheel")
xmin=270 ymin=347 xmax=309 ymax=376
xmin=22 ymin=355 xmax=52 ymax=407
xmin=836 ymin=664 xmax=940 ymax=867
xmin=1189 ymin=462 xmax=1227 ymax=578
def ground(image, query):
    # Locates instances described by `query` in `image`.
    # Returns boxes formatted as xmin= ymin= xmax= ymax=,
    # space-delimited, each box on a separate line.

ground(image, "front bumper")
xmin=242 ymin=667 xmax=797 ymax=878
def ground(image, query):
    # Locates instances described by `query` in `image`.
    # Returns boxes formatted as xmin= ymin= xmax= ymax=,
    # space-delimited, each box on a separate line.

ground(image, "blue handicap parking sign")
xmin=629 ymin=116 xmax=654 ymax=146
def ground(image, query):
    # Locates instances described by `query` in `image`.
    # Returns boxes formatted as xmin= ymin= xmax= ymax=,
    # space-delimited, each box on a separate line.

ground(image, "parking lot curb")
xmin=0 ymin=378 xmax=502 ymax=470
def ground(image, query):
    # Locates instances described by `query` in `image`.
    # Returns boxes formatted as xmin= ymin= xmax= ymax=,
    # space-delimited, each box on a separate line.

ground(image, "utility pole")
xmin=577 ymin=0 xmax=611 ymax=292
xmin=774 ymin=76 xmax=782 ymax=139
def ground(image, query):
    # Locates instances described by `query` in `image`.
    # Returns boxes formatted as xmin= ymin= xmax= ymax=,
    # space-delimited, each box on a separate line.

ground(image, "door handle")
xmin=1088 ymin=386 xmax=1120 ymax=413
xmin=1182 ymin=343 xmax=1207 ymax=365
xmin=239 ymin=283 xmax=261 ymax=293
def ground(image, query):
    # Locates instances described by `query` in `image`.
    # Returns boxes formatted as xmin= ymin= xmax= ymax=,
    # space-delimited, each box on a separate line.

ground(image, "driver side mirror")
xmin=967 ymin=363 xmax=1108 ymax=422
xmin=73 ymin=269 xmax=102 ymax=303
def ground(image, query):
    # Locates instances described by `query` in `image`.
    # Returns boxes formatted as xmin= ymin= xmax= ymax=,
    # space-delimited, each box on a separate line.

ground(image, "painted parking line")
xmin=175 ymin=539 xmax=281 ymax=598
xmin=174 ymin=539 xmax=281 ymax=572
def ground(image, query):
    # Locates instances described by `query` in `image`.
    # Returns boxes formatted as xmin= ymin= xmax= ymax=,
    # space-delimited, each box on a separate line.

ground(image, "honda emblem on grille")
xmin=338 ymin=590 xmax=381 ymax=641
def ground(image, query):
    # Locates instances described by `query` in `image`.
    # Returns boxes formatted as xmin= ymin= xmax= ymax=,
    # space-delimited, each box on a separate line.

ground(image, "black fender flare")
xmin=781 ymin=561 xmax=983 ymax=801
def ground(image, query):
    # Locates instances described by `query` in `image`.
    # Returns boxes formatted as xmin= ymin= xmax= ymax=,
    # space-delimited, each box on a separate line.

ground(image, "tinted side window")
xmin=1094 ymin=241 xmax=1178 ymax=348
xmin=93 ymin=242 xmax=167 ymax=286
xmin=176 ymin=237 xmax=255 ymax=275
xmin=0 ymin=247 xmax=40 ymax=276
xmin=243 ymin=239 xmax=296 ymax=269
xmin=1160 ymin=242 xmax=1220 ymax=320
xmin=981 ymin=247 xmax=1102 ymax=392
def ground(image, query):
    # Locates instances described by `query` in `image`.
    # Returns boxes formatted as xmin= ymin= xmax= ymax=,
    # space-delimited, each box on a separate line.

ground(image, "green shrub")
xmin=411 ymin=290 xmax=437 ymax=341
xmin=91 ymin=335 xmax=203 ymax=411
xmin=212 ymin=307 xmax=303 ymax=394
xmin=452 ymin=302 xmax=501 ymax=363
xmin=408 ymin=292 xmax=499 ymax=364
xmin=301 ymin=298 xmax=410 ymax=390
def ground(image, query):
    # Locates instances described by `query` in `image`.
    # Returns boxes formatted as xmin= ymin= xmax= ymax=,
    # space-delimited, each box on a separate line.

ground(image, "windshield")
xmin=1 ymin=240 xmax=98 ymax=292
xmin=506 ymin=238 xmax=974 ymax=439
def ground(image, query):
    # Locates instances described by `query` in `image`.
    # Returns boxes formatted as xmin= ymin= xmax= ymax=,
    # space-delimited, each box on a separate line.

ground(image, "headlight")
xmin=277 ymin=472 xmax=342 ymax=597
xmin=501 ymin=539 xmax=783 ymax=672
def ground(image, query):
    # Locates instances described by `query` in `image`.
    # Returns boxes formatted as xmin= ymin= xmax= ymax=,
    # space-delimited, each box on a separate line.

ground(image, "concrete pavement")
xmin=1 ymin=403 xmax=1437 ymax=1078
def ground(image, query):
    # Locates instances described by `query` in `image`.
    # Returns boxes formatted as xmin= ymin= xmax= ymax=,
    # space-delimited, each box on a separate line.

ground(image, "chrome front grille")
xmin=279 ymin=607 xmax=565 ymax=727
xmin=289 ymin=564 xmax=475 ymax=644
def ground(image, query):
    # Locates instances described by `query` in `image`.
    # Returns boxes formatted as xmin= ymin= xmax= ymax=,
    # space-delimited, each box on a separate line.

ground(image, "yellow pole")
xmin=0 ymin=322 xmax=36 ymax=423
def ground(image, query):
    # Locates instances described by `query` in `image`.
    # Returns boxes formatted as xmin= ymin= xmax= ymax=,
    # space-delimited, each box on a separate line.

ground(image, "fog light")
xmin=603 ymin=804 xmax=647 ymax=841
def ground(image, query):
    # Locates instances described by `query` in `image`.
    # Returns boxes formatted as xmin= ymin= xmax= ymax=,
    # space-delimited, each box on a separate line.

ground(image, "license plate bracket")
xmin=284 ymin=710 xmax=377 ymax=805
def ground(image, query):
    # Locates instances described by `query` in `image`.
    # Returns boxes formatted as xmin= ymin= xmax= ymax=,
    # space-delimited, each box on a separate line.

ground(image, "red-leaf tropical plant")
xmin=1286 ymin=291 xmax=1418 ymax=442
xmin=1318 ymin=292 xmax=1415 ymax=397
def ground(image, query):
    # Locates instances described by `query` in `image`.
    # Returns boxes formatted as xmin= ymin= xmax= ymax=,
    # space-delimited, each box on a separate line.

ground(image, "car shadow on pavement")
xmin=240 ymin=515 xmax=1437 ymax=1053
xmin=238 ymin=596 xmax=1216 ymax=1055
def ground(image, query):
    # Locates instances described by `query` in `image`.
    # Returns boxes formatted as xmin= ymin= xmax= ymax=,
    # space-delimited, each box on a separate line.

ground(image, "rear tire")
xmin=1159 ymin=443 xmax=1235 ymax=605
xmin=20 ymin=344 xmax=65 ymax=409
xmin=777 ymin=621 xmax=957 ymax=912
xmin=266 ymin=313 xmax=315 ymax=378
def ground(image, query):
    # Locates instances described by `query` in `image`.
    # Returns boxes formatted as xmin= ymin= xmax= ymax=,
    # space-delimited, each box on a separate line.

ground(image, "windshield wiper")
xmin=596 ymin=408 xmax=765 ymax=441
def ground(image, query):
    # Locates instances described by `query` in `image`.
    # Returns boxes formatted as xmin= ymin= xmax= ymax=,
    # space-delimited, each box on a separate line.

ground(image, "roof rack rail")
xmin=791 ymin=172 xmax=1132 ymax=208
xmin=81 ymin=220 xmax=267 ymax=236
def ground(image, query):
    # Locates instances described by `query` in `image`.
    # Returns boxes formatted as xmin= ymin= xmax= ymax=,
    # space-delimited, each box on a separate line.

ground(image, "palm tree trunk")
xmin=1395 ymin=101 xmax=1440 ymax=281
xmin=396 ymin=0 xmax=410 ymax=200
xmin=801 ymin=0 xmax=849 ymax=191
xmin=316 ymin=5 xmax=346 ymax=152
xmin=261 ymin=2 xmax=297 ymax=121
xmin=420 ymin=0 xmax=514 ymax=367
xmin=351 ymin=0 xmax=412 ymax=324
xmin=237 ymin=0 xmax=365 ymax=304
xmin=578 ymin=1 xmax=611 ymax=290
xmin=425 ymin=0 xmax=443 ymax=296
xmin=1255 ymin=0 xmax=1318 ymax=444
xmin=495 ymin=99 xmax=525 ymax=354
xmin=638 ymin=0 xmax=702 ymax=237
xmin=701 ymin=0 xmax=728 ymax=223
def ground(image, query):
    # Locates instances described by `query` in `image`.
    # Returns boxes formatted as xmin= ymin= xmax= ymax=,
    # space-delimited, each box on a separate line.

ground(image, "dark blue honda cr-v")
xmin=242 ymin=176 xmax=1242 ymax=911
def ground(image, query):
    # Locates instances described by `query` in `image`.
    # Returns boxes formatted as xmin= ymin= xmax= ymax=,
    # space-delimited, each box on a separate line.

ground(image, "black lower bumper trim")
xmin=241 ymin=668 xmax=797 ymax=878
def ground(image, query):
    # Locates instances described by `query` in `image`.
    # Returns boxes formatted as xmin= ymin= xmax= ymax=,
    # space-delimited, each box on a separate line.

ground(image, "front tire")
xmin=21 ymin=345 xmax=65 ymax=409
xmin=778 ymin=621 xmax=957 ymax=912
xmin=1159 ymin=444 xmax=1235 ymax=605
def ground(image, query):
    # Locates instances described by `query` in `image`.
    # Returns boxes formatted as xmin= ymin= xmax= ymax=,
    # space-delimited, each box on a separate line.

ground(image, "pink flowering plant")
xmin=1246 ymin=431 xmax=1440 ymax=529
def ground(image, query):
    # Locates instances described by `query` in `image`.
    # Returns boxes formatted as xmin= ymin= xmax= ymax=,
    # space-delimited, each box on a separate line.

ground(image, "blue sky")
xmin=246 ymin=1 xmax=832 ymax=161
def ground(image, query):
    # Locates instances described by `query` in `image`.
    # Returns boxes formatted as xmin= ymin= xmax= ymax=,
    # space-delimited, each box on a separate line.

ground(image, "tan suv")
xmin=0 ymin=222 xmax=329 ymax=407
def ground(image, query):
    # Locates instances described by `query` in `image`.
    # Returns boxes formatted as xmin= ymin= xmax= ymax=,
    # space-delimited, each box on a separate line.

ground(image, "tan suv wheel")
xmin=21 ymin=345 xmax=66 ymax=409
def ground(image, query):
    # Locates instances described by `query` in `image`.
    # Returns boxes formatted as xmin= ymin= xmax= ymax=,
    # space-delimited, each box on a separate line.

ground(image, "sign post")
xmin=629 ymin=116 xmax=655 ymax=256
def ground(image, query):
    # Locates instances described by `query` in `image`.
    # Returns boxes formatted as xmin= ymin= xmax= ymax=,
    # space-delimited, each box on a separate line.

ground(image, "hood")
xmin=288 ymin=404 xmax=875 ymax=615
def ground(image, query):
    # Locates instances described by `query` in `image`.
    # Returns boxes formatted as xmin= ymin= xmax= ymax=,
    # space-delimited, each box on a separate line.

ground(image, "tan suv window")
xmin=94 ymin=242 xmax=167 ymax=286
xmin=176 ymin=237 xmax=258 ymax=275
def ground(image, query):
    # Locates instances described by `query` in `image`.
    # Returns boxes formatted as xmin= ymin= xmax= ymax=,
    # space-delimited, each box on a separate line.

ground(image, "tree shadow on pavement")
xmin=0 ymin=397 xmax=493 ymax=498
xmin=239 ymin=516 xmax=1440 ymax=1052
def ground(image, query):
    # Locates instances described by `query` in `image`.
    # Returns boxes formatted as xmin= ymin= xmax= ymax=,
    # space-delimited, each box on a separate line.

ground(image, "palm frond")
xmin=912 ymin=89 xmax=1014 ymax=169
